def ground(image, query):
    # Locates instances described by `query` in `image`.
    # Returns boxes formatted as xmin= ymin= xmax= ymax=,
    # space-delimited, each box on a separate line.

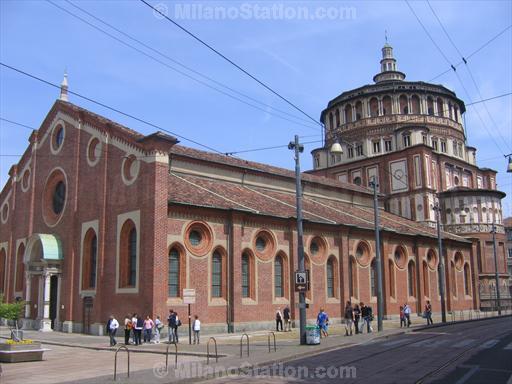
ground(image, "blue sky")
xmin=1 ymin=0 xmax=511 ymax=216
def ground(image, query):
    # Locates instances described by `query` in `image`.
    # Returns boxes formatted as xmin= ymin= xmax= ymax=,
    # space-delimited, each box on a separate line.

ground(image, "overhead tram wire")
xmin=405 ymin=0 xmax=509 ymax=156
xmin=0 ymin=62 xmax=226 ymax=154
xmin=45 ymin=0 xmax=319 ymax=132
xmin=60 ymin=0 xmax=317 ymax=129
xmin=139 ymin=0 xmax=322 ymax=129
xmin=427 ymin=0 xmax=512 ymax=152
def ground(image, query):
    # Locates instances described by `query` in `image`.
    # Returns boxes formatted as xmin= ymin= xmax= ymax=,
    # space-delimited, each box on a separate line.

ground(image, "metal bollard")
xmin=268 ymin=331 xmax=276 ymax=353
xmin=166 ymin=342 xmax=178 ymax=370
xmin=240 ymin=333 xmax=249 ymax=358
xmin=113 ymin=345 xmax=130 ymax=381
xmin=207 ymin=337 xmax=218 ymax=365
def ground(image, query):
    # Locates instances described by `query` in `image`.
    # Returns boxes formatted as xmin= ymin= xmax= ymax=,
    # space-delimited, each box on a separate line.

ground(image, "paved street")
xmin=1 ymin=315 xmax=511 ymax=383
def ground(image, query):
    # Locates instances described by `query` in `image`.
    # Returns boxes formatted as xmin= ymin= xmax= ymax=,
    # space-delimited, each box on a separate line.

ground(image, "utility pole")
xmin=288 ymin=135 xmax=306 ymax=345
xmin=369 ymin=178 xmax=384 ymax=331
xmin=434 ymin=199 xmax=447 ymax=323
xmin=491 ymin=224 xmax=502 ymax=315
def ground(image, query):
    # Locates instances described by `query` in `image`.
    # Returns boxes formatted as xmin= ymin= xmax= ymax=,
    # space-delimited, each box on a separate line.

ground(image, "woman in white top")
xmin=193 ymin=315 xmax=201 ymax=344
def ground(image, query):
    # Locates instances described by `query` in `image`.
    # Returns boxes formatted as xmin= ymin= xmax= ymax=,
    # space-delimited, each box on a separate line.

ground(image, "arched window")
xmin=329 ymin=112 xmax=334 ymax=129
xmin=370 ymin=259 xmax=377 ymax=297
xmin=399 ymin=95 xmax=408 ymax=114
xmin=82 ymin=229 xmax=97 ymax=290
xmin=168 ymin=247 xmax=180 ymax=297
xmin=464 ymin=263 xmax=471 ymax=296
xmin=212 ymin=250 xmax=223 ymax=298
xmin=388 ymin=259 xmax=395 ymax=298
xmin=408 ymin=260 xmax=416 ymax=297
xmin=427 ymin=97 xmax=434 ymax=115
xmin=0 ymin=248 xmax=5 ymax=293
xmin=15 ymin=243 xmax=25 ymax=292
xmin=382 ymin=96 xmax=392 ymax=115
xmin=119 ymin=220 xmax=137 ymax=288
xmin=335 ymin=109 xmax=340 ymax=127
xmin=369 ymin=97 xmax=379 ymax=117
xmin=411 ymin=95 xmax=420 ymax=114
xmin=275 ymin=254 xmax=284 ymax=298
xmin=450 ymin=261 xmax=456 ymax=297
xmin=344 ymin=104 xmax=353 ymax=123
xmin=437 ymin=98 xmax=444 ymax=117
xmin=423 ymin=261 xmax=429 ymax=297
xmin=327 ymin=256 xmax=337 ymax=298
xmin=355 ymin=101 xmax=363 ymax=120
xmin=241 ymin=251 xmax=254 ymax=299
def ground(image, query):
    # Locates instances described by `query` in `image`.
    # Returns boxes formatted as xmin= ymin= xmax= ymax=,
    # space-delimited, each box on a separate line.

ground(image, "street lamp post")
xmin=288 ymin=135 xmax=307 ymax=345
xmin=491 ymin=224 xmax=502 ymax=315
xmin=369 ymin=179 xmax=384 ymax=332
xmin=433 ymin=199 xmax=447 ymax=323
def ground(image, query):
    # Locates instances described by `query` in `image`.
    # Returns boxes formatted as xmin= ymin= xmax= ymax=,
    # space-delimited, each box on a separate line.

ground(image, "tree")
xmin=0 ymin=295 xmax=25 ymax=341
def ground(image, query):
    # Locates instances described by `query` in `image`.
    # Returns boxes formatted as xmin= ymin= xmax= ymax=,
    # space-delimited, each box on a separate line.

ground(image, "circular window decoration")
xmin=454 ymin=176 xmax=460 ymax=186
xmin=86 ymin=136 xmax=103 ymax=167
xmin=309 ymin=236 xmax=327 ymax=264
xmin=454 ymin=252 xmax=464 ymax=271
xmin=353 ymin=177 xmax=362 ymax=186
xmin=121 ymin=154 xmax=140 ymax=185
xmin=184 ymin=221 xmax=213 ymax=256
xmin=355 ymin=241 xmax=370 ymax=266
xmin=0 ymin=202 xmax=8 ymax=224
xmin=253 ymin=229 xmax=276 ymax=261
xmin=417 ymin=204 xmax=423 ymax=212
xmin=427 ymin=249 xmax=437 ymax=270
xmin=21 ymin=168 xmax=31 ymax=192
xmin=42 ymin=168 xmax=67 ymax=227
xmin=394 ymin=246 xmax=407 ymax=269
xmin=51 ymin=123 xmax=65 ymax=154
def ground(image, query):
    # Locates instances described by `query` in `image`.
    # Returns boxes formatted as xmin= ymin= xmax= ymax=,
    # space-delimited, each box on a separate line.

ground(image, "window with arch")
xmin=241 ymin=251 xmax=254 ymax=299
xmin=82 ymin=229 xmax=97 ymax=290
xmin=370 ymin=259 xmax=377 ymax=298
xmin=212 ymin=250 xmax=223 ymax=298
xmin=15 ymin=243 xmax=25 ymax=292
xmin=411 ymin=95 xmax=421 ymax=114
xmin=168 ymin=247 xmax=181 ymax=297
xmin=437 ymin=99 xmax=444 ymax=117
xmin=427 ymin=97 xmax=434 ymax=115
xmin=382 ymin=96 xmax=392 ymax=115
xmin=326 ymin=257 xmax=337 ymax=298
xmin=329 ymin=112 xmax=334 ymax=129
xmin=274 ymin=253 xmax=287 ymax=298
xmin=408 ymin=260 xmax=416 ymax=297
xmin=399 ymin=95 xmax=408 ymax=114
xmin=0 ymin=248 xmax=5 ymax=294
xmin=464 ymin=263 xmax=471 ymax=296
xmin=355 ymin=101 xmax=363 ymax=120
xmin=450 ymin=261 xmax=456 ymax=297
xmin=119 ymin=220 xmax=137 ymax=288
xmin=335 ymin=109 xmax=340 ymax=127
xmin=423 ymin=261 xmax=429 ymax=297
xmin=344 ymin=104 xmax=353 ymax=123
xmin=388 ymin=259 xmax=395 ymax=298
xmin=369 ymin=98 xmax=379 ymax=117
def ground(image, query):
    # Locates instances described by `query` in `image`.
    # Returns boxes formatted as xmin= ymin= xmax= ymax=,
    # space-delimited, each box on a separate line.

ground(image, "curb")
xmin=411 ymin=314 xmax=512 ymax=332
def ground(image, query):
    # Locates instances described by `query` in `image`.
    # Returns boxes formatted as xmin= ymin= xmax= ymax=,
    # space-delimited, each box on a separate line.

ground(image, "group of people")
xmin=275 ymin=306 xmax=292 ymax=332
xmin=399 ymin=301 xmax=434 ymax=328
xmin=166 ymin=309 xmax=201 ymax=344
xmin=343 ymin=301 xmax=374 ymax=335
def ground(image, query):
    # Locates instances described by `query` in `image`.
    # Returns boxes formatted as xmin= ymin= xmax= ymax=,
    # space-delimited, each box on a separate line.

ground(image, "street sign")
xmin=183 ymin=288 xmax=196 ymax=304
xmin=294 ymin=270 xmax=310 ymax=292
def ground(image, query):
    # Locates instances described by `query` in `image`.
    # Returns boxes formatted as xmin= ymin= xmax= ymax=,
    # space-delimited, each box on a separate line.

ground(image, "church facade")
xmin=0 ymin=51 xmax=497 ymax=334
xmin=309 ymin=43 xmax=510 ymax=310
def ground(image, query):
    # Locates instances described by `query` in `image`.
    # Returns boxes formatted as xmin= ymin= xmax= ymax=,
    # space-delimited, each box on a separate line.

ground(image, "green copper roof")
xmin=37 ymin=234 xmax=63 ymax=260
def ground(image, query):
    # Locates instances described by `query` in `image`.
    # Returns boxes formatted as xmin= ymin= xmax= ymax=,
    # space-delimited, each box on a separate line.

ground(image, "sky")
xmin=1 ymin=0 xmax=511 ymax=217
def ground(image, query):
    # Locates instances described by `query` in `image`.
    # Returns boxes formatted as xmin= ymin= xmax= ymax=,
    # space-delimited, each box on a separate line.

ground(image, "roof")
xmin=439 ymin=187 xmax=506 ymax=199
xmin=168 ymin=172 xmax=469 ymax=242
xmin=504 ymin=217 xmax=512 ymax=228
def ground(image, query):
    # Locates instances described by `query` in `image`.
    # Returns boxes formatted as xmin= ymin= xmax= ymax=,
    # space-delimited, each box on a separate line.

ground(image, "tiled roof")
xmin=168 ymin=173 xmax=468 ymax=242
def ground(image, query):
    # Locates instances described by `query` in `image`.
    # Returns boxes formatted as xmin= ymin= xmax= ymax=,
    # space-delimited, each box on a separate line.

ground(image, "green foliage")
xmin=0 ymin=295 xmax=25 ymax=322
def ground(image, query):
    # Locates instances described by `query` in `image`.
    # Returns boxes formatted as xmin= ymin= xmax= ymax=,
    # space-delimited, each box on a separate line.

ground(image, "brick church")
xmin=0 ymin=44 xmax=508 ymax=334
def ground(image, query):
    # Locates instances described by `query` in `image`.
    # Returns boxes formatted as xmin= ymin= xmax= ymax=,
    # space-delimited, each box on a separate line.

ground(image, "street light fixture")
xmin=330 ymin=139 xmax=343 ymax=155
xmin=288 ymin=135 xmax=307 ymax=345
xmin=505 ymin=154 xmax=512 ymax=173
xmin=433 ymin=198 xmax=447 ymax=323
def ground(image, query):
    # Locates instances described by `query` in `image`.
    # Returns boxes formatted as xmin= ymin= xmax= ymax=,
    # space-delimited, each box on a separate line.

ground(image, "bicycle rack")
xmin=113 ymin=345 xmax=130 ymax=381
xmin=166 ymin=342 xmax=178 ymax=371
xmin=207 ymin=337 xmax=218 ymax=365
xmin=476 ymin=310 xmax=480 ymax=319
xmin=450 ymin=312 xmax=455 ymax=322
xmin=267 ymin=331 xmax=276 ymax=353
xmin=459 ymin=310 xmax=464 ymax=321
xmin=468 ymin=310 xmax=473 ymax=320
xmin=240 ymin=333 xmax=249 ymax=358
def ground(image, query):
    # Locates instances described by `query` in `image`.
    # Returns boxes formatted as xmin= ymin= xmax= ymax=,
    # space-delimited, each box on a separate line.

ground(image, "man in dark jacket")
xmin=361 ymin=303 xmax=373 ymax=333
xmin=344 ymin=301 xmax=354 ymax=336
xmin=168 ymin=309 xmax=178 ymax=343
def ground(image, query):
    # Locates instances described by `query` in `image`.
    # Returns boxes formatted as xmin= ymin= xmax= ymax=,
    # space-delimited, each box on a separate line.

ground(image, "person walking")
xmin=353 ymin=303 xmax=361 ymax=334
xmin=424 ymin=300 xmax=433 ymax=325
xmin=316 ymin=308 xmax=329 ymax=337
xmin=193 ymin=315 xmax=201 ymax=344
xmin=360 ymin=303 xmax=373 ymax=333
xmin=173 ymin=311 xmax=181 ymax=343
xmin=124 ymin=314 xmax=132 ymax=345
xmin=275 ymin=308 xmax=283 ymax=332
xmin=143 ymin=315 xmax=154 ymax=343
xmin=154 ymin=315 xmax=163 ymax=343
xmin=134 ymin=315 xmax=143 ymax=345
xmin=167 ymin=309 xmax=176 ymax=343
xmin=283 ymin=305 xmax=291 ymax=332
xmin=344 ymin=301 xmax=354 ymax=336
xmin=106 ymin=315 xmax=119 ymax=347
xmin=403 ymin=303 xmax=412 ymax=327
xmin=399 ymin=306 xmax=406 ymax=328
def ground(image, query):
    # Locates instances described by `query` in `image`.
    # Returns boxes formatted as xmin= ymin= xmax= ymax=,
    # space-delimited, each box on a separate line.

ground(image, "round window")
xmin=122 ymin=154 xmax=140 ymax=185
xmin=427 ymin=250 xmax=437 ymax=270
xmin=454 ymin=252 xmax=464 ymax=270
xmin=0 ymin=202 xmax=8 ymax=223
xmin=394 ymin=246 xmax=407 ymax=269
xmin=51 ymin=124 xmax=65 ymax=152
xmin=255 ymin=236 xmax=266 ymax=252
xmin=184 ymin=222 xmax=213 ymax=256
xmin=21 ymin=169 xmax=31 ymax=191
xmin=87 ymin=137 xmax=102 ymax=166
xmin=253 ymin=230 xmax=276 ymax=261
xmin=52 ymin=181 xmax=66 ymax=215
xmin=355 ymin=242 xmax=370 ymax=266
xmin=189 ymin=230 xmax=202 ymax=246
xmin=353 ymin=177 xmax=362 ymax=186
xmin=310 ymin=241 xmax=319 ymax=255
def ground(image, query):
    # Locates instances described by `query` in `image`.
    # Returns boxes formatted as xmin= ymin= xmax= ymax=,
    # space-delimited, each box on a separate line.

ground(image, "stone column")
xmin=39 ymin=272 xmax=52 ymax=332
xmin=24 ymin=273 xmax=31 ymax=318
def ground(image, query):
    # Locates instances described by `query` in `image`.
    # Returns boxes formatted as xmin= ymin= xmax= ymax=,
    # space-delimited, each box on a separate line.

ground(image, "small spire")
xmin=385 ymin=29 xmax=388 ymax=44
xmin=59 ymin=70 xmax=68 ymax=102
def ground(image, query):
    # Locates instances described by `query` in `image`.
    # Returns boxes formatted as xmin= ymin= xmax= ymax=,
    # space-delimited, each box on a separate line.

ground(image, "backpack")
xmin=177 ymin=319 xmax=182 ymax=327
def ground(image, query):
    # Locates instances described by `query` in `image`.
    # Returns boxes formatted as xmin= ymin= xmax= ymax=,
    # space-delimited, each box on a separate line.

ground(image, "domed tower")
xmin=309 ymin=43 xmax=510 ymax=310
